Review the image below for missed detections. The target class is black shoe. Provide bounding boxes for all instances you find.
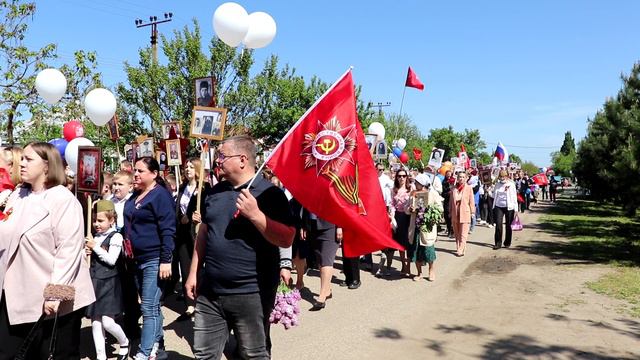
[347,281,361,290]
[504,243,511,248]
[310,301,325,311]
[339,280,348,287]
[116,344,129,360]
[493,245,501,250]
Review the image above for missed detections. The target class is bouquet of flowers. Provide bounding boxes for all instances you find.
[269,282,301,330]
[416,202,442,233]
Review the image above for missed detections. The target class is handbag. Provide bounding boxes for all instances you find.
[15,312,59,360]
[511,213,523,231]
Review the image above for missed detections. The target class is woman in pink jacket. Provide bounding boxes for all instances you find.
[0,142,95,359]
[449,171,476,256]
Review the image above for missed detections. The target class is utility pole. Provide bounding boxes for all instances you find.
[134,13,173,137]
[372,101,391,116]
[135,13,173,63]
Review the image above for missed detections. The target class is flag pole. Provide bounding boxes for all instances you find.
[395,86,407,141]
[246,67,354,188]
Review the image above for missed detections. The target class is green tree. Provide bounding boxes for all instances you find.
[0,0,56,144]
[574,62,640,215]
[521,160,540,175]
[560,131,575,155]
[426,126,485,162]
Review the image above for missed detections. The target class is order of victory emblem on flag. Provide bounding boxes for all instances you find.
[301,116,365,214]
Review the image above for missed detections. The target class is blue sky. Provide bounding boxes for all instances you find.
[25,0,640,166]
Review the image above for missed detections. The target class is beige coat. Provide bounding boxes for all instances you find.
[449,184,475,224]
[0,185,95,325]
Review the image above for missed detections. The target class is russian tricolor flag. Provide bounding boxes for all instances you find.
[495,142,509,164]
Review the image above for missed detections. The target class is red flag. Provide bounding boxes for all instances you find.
[405,66,425,90]
[0,168,14,192]
[267,70,400,257]
[532,173,549,186]
[412,147,422,161]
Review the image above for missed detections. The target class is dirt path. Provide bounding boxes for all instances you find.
[85,201,640,359]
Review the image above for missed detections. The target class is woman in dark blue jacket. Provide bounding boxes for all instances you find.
[124,157,175,360]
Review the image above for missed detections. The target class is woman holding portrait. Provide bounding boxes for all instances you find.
[124,157,176,360]
[0,142,95,359]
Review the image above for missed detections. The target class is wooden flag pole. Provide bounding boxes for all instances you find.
[194,141,208,234]
[86,194,93,264]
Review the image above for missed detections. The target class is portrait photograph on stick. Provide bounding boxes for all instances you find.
[107,115,119,141]
[191,106,227,140]
[77,146,102,193]
[162,121,182,139]
[166,139,182,166]
[194,76,215,107]
[428,148,444,169]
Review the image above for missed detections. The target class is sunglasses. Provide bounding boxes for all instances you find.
[397,174,407,178]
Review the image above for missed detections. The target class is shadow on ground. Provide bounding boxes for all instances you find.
[518,196,640,266]
[371,323,639,359]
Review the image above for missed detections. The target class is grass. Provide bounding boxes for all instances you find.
[537,194,640,317]
[587,268,640,317]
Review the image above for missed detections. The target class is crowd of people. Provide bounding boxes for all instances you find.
[0,137,559,360]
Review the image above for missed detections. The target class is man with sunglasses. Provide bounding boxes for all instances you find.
[186,135,296,359]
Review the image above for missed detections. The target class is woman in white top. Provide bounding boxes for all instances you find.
[492,170,518,249]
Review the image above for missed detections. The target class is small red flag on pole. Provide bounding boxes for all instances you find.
[405,66,425,90]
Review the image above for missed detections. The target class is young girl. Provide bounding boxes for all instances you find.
[408,174,443,281]
[85,200,130,360]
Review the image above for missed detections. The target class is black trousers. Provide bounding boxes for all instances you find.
[493,206,515,247]
[0,292,83,360]
[342,254,360,285]
[121,260,142,339]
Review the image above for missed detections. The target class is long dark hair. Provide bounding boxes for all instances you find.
[135,157,167,188]
[393,169,412,192]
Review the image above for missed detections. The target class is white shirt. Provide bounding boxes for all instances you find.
[378,173,393,208]
[90,228,123,266]
[111,193,132,230]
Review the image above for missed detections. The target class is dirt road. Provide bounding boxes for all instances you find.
[86,201,640,359]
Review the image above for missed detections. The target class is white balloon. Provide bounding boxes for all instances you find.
[242,12,276,49]
[84,88,117,126]
[35,68,67,104]
[213,2,250,47]
[368,122,386,141]
[65,137,95,173]
[397,138,407,150]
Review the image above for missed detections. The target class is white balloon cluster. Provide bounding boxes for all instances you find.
[213,2,277,49]
[35,69,117,127]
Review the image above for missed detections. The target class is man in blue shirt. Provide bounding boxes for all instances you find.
[185,135,295,359]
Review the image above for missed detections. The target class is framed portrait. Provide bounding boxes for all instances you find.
[428,148,444,169]
[166,139,182,166]
[156,150,168,171]
[451,157,459,166]
[124,144,133,162]
[191,107,227,140]
[480,169,493,185]
[77,146,102,193]
[375,140,387,160]
[194,77,216,107]
[365,134,377,156]
[470,158,477,169]
[107,115,119,141]
[138,137,154,158]
[458,152,468,165]
[412,191,430,209]
[161,121,182,139]
[131,143,139,164]
[491,166,501,179]
[508,162,518,173]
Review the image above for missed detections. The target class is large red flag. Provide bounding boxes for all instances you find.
[266,70,400,257]
[405,66,425,90]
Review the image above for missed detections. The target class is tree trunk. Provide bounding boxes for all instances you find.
[6,101,19,145]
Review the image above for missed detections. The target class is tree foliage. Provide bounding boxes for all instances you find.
[574,62,640,216]
[560,131,575,155]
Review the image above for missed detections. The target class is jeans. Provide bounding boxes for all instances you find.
[493,207,515,247]
[193,292,270,360]
[135,258,165,357]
